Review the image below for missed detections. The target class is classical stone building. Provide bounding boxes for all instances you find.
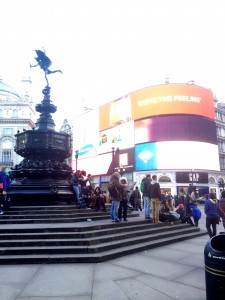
[0,78,36,168]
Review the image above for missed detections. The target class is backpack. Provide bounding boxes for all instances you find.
[140,178,146,193]
[70,174,79,186]
[108,183,120,198]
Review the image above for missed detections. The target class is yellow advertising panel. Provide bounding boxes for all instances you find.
[99,84,214,131]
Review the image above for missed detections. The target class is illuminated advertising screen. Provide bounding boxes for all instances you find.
[73,108,99,159]
[75,148,135,176]
[98,121,134,154]
[113,148,134,173]
[74,153,112,176]
[99,84,214,131]
[135,115,217,144]
[135,141,220,171]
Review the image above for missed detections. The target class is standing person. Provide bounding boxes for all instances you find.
[142,174,152,219]
[185,193,194,223]
[204,192,219,238]
[0,166,11,214]
[80,170,88,195]
[133,186,142,211]
[108,172,123,223]
[70,170,81,202]
[191,203,202,227]
[178,188,186,205]
[218,190,225,230]
[128,189,135,210]
[150,175,162,224]
[190,191,196,203]
[118,177,129,222]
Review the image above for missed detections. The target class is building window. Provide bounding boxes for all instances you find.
[3,128,13,135]
[159,175,171,182]
[12,109,18,117]
[1,149,12,166]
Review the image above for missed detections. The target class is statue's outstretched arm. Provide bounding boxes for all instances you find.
[30,63,39,69]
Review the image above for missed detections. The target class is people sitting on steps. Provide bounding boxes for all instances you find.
[91,187,106,212]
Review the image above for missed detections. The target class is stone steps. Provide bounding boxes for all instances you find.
[0,204,137,224]
[0,204,207,264]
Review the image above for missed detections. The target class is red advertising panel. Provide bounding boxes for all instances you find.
[99,84,214,131]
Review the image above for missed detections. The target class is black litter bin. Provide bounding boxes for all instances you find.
[204,233,225,300]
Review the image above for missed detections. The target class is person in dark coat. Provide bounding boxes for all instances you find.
[108,172,127,223]
[142,174,152,219]
[132,186,142,211]
[0,166,11,214]
[118,177,129,222]
[218,190,225,230]
[150,175,162,224]
[92,187,106,212]
[204,192,219,238]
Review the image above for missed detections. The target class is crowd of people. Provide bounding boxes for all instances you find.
[68,170,225,234]
[69,169,108,211]
[96,172,225,237]
[1,167,225,238]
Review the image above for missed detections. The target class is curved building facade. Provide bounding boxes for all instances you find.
[73,83,222,198]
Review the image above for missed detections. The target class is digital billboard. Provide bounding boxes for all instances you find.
[73,108,99,159]
[135,141,220,171]
[99,121,134,154]
[75,153,112,176]
[135,115,217,145]
[99,84,214,131]
[75,148,134,176]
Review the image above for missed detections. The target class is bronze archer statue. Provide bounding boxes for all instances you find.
[30,49,62,86]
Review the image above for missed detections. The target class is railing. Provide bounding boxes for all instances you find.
[0,161,14,167]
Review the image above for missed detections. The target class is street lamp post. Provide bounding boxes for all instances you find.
[111,147,119,174]
[75,150,79,172]
[112,147,115,174]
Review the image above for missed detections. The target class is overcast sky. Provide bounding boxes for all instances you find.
[1,0,225,129]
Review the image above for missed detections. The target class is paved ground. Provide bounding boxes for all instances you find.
[0,204,224,300]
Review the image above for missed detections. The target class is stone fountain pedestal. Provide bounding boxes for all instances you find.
[9,83,74,205]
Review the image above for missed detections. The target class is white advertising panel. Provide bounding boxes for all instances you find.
[98,121,134,154]
[73,108,99,159]
[135,141,220,171]
[74,153,112,176]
